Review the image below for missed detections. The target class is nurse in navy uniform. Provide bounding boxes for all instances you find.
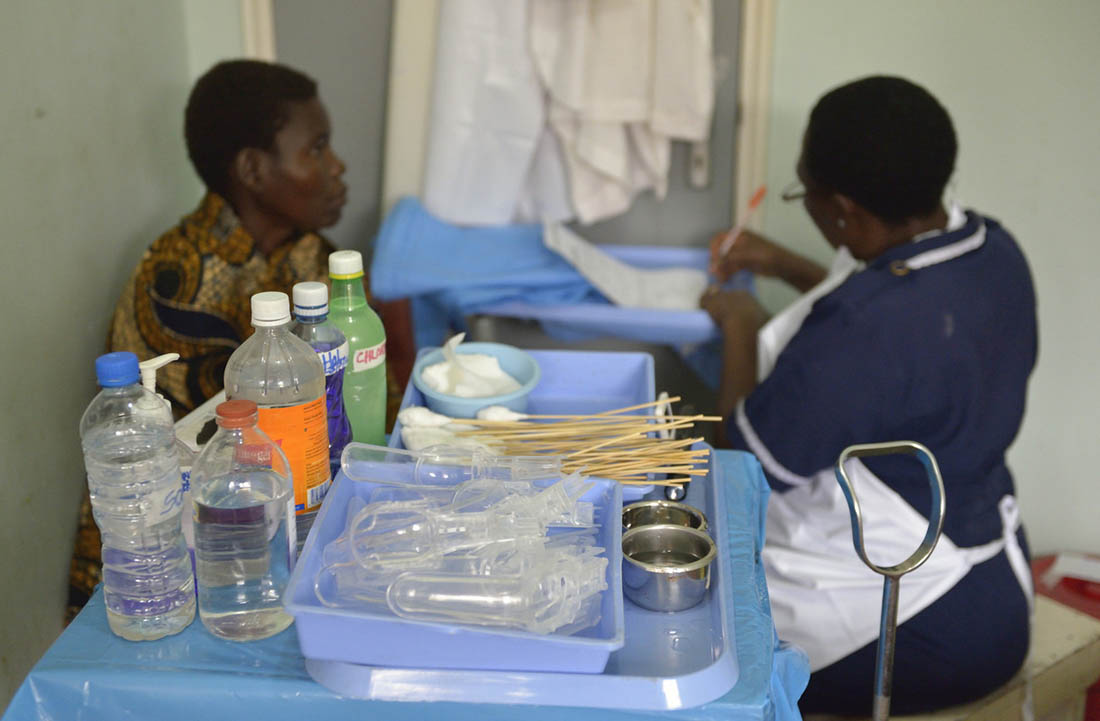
[702,75,1037,716]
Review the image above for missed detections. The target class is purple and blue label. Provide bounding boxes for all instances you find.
[317,341,352,475]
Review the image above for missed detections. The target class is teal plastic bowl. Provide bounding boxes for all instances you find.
[411,342,541,419]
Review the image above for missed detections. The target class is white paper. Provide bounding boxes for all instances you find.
[543,222,709,310]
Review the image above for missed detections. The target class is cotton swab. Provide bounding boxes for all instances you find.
[399,398,717,488]
[714,184,768,263]
[475,397,688,422]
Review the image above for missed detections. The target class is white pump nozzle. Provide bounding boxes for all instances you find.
[139,353,180,397]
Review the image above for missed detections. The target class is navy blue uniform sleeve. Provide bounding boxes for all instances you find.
[726,307,905,490]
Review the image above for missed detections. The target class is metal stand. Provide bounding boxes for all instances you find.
[834,441,946,721]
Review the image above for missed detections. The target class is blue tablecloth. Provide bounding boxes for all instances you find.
[3,451,808,721]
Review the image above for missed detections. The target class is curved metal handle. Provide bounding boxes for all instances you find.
[834,441,946,579]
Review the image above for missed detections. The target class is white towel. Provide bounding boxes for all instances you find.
[530,0,715,224]
[422,0,715,227]
[422,0,573,226]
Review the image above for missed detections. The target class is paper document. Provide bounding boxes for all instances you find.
[543,222,708,310]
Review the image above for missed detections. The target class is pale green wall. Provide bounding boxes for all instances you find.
[0,0,240,710]
[760,0,1100,554]
[183,0,245,83]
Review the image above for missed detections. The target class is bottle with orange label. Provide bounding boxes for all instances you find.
[224,291,329,554]
[328,250,387,446]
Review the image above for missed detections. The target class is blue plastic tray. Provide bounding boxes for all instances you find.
[391,349,657,501]
[301,446,737,710]
[285,470,624,674]
[474,246,754,346]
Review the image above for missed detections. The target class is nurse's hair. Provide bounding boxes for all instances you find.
[805,76,957,224]
[184,59,318,196]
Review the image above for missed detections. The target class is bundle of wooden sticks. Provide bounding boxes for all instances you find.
[452,396,718,487]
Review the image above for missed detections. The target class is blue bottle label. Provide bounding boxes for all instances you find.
[317,340,352,473]
[318,341,349,376]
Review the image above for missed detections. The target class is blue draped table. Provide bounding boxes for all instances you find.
[3,450,808,721]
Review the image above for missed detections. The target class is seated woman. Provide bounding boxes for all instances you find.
[703,76,1036,714]
[69,59,410,620]
[108,59,407,415]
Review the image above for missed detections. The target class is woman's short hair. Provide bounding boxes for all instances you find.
[184,59,318,196]
[805,76,957,224]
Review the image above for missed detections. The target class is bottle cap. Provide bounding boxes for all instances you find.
[251,291,291,327]
[292,281,329,317]
[95,352,140,387]
[329,249,364,278]
[215,399,259,429]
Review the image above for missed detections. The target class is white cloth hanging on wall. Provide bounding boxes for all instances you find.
[421,0,573,226]
[422,0,715,227]
[530,0,715,224]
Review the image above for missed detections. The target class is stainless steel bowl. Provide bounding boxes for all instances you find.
[621,500,708,532]
[621,524,716,612]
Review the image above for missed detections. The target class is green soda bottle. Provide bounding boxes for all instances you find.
[327,250,387,446]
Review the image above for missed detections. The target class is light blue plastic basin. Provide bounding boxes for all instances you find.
[410,342,540,418]
[285,469,624,674]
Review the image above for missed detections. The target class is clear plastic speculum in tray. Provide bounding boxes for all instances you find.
[294,445,738,711]
[284,446,626,676]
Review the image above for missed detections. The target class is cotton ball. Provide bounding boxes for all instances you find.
[421,352,522,398]
[397,405,452,428]
[419,362,454,394]
[458,355,522,394]
[476,405,528,421]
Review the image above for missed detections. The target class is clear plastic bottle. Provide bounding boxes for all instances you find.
[224,292,329,551]
[328,250,387,446]
[79,352,195,640]
[291,281,352,478]
[191,399,295,641]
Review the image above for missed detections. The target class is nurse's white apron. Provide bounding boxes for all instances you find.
[761,457,1033,671]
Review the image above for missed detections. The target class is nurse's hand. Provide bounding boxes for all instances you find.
[699,287,768,335]
[708,229,786,282]
[700,288,766,425]
[708,229,828,293]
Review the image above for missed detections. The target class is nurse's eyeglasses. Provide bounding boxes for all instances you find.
[780,180,806,202]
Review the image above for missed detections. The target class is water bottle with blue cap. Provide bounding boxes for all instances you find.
[79,351,196,640]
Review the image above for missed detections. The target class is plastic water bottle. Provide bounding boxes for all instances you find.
[191,399,295,641]
[291,281,352,478]
[79,352,195,640]
[328,250,387,446]
[224,292,329,551]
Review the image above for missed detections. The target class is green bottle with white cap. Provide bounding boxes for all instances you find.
[328,250,386,446]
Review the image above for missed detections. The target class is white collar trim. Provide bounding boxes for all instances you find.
[912,200,967,242]
[903,214,986,271]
